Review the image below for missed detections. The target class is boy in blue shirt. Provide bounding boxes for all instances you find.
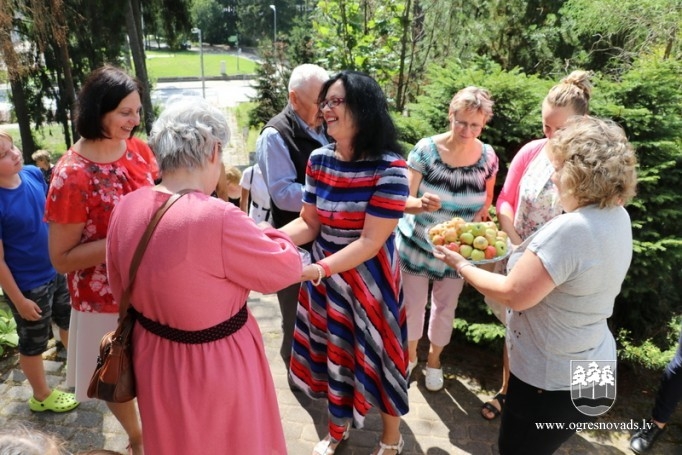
[0,130,78,412]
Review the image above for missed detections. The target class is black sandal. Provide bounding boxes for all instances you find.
[480,393,506,420]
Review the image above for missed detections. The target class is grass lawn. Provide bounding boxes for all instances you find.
[3,123,72,157]
[146,49,257,79]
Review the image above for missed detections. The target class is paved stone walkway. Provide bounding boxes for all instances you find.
[3,290,675,454]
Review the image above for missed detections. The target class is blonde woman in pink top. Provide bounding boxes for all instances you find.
[481,70,593,420]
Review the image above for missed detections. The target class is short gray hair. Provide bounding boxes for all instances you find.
[0,425,65,455]
[449,86,494,122]
[288,64,329,92]
[149,98,230,173]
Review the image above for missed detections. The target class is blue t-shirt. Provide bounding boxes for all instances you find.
[0,165,56,291]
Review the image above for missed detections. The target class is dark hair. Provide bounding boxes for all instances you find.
[319,70,402,161]
[75,65,143,140]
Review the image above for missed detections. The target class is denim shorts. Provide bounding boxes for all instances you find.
[3,274,71,356]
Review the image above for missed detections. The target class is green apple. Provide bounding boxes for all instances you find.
[459,232,474,245]
[473,236,489,250]
[470,249,486,261]
[484,228,498,245]
[470,222,486,237]
[459,244,473,258]
[494,240,508,257]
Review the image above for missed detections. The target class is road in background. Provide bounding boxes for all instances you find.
[152,79,256,109]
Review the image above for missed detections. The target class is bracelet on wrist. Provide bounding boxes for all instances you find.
[317,261,331,278]
[311,264,324,286]
[456,262,473,275]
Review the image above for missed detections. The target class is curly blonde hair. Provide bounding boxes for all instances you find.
[545,70,593,115]
[548,116,637,209]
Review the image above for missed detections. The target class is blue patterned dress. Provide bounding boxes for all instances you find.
[289,144,410,439]
[396,137,498,279]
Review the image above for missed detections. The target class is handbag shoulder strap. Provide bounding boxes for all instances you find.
[118,189,195,320]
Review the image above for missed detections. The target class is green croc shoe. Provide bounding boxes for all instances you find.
[29,389,79,412]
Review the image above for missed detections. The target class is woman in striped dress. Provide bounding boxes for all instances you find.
[396,87,498,392]
[281,71,410,455]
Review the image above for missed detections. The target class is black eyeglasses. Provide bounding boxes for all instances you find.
[319,97,346,110]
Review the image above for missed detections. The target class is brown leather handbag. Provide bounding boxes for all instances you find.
[87,190,192,402]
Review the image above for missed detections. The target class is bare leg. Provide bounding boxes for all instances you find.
[107,400,143,455]
[408,340,418,363]
[500,343,509,394]
[59,328,69,350]
[372,413,402,455]
[426,343,444,368]
[20,354,51,401]
[481,344,509,419]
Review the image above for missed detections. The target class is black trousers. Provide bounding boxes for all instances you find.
[499,373,596,455]
[652,327,682,423]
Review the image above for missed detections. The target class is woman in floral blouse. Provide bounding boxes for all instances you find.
[45,65,158,455]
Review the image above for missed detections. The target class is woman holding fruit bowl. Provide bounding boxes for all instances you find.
[434,115,637,454]
[395,86,498,392]
[480,70,593,422]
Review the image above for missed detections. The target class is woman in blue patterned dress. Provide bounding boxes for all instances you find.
[281,71,410,455]
[396,87,498,392]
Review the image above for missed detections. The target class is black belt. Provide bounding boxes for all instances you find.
[251,201,270,212]
[129,304,248,344]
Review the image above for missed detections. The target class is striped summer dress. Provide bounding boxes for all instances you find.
[289,144,410,438]
[396,137,499,280]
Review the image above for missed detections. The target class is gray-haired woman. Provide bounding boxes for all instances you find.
[106,99,301,454]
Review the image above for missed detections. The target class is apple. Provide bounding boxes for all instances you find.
[494,240,508,257]
[446,242,460,253]
[470,222,486,237]
[484,221,497,230]
[470,249,486,262]
[484,245,497,259]
[432,234,445,246]
[496,230,509,242]
[459,244,473,258]
[459,232,474,245]
[484,228,498,245]
[444,228,458,243]
[473,236,489,250]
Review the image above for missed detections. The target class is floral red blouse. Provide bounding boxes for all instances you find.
[44,137,157,313]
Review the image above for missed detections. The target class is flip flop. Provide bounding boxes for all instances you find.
[480,392,505,420]
[28,389,79,413]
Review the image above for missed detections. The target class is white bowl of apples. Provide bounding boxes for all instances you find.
[427,217,511,265]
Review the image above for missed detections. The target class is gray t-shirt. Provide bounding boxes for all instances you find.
[506,205,632,391]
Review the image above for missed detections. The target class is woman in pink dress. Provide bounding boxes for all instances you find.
[480,70,593,420]
[46,66,158,454]
[106,99,301,455]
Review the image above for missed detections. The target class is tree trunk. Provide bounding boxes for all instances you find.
[9,79,37,160]
[126,0,155,134]
[0,3,36,159]
[50,0,78,144]
[395,0,412,112]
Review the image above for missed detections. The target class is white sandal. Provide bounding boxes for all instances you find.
[372,435,404,455]
[312,422,351,455]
